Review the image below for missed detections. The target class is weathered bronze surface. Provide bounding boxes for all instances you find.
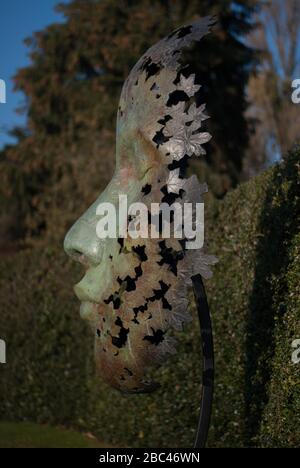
[64,16,217,393]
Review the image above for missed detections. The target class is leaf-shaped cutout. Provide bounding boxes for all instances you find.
[167,169,185,194]
[179,73,201,97]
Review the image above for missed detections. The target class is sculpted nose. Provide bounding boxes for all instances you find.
[64,201,103,266]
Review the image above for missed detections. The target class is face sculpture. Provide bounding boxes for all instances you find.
[64,16,217,393]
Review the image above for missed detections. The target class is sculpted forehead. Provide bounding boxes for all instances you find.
[116,16,214,169]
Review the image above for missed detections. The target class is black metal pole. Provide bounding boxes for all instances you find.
[192,274,214,449]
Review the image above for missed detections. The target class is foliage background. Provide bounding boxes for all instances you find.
[0,0,299,448]
[0,150,299,447]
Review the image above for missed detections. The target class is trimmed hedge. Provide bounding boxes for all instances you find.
[0,150,299,447]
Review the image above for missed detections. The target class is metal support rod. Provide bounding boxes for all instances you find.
[192,274,214,449]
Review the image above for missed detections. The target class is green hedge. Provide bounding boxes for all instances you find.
[0,149,299,447]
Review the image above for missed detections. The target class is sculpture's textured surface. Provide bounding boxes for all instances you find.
[64,16,217,393]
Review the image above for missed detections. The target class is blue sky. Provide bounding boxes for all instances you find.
[0,0,68,149]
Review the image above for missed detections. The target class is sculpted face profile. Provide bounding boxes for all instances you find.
[64,16,217,393]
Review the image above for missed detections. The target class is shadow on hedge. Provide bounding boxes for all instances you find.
[244,150,299,445]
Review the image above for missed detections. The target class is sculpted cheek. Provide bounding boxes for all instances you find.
[118,166,137,186]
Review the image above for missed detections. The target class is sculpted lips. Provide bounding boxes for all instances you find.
[74,275,104,323]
